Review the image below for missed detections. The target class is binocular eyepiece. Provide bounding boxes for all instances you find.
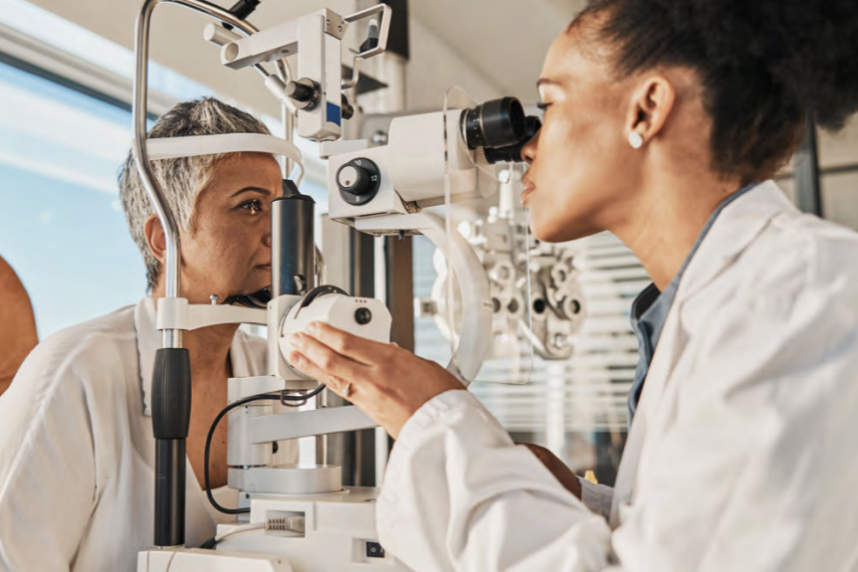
[460,97,541,164]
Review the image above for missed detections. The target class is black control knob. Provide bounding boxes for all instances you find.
[336,158,381,206]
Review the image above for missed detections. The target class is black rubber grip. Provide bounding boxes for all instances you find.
[151,348,191,440]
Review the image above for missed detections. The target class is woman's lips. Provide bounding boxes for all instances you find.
[521,182,536,205]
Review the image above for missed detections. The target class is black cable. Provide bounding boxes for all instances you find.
[204,385,328,515]
[279,384,325,402]
[205,393,282,515]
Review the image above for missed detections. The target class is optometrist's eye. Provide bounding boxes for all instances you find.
[239,199,264,214]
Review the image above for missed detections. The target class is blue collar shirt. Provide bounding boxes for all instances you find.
[627,183,758,424]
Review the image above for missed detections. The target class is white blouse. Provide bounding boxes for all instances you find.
[0,297,296,571]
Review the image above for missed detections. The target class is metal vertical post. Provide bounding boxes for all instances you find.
[794,117,823,216]
[340,227,377,486]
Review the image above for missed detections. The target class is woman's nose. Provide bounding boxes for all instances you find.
[263,232,272,248]
[521,129,540,164]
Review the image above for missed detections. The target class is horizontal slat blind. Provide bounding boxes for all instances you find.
[413,232,648,433]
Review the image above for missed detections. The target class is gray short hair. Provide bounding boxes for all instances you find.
[118,97,272,291]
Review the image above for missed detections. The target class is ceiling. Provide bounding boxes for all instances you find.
[410,0,587,100]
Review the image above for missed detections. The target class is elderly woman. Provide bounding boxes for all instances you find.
[0,98,295,571]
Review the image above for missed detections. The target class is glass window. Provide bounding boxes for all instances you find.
[0,60,145,337]
[412,230,639,484]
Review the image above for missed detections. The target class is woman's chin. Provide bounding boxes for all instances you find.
[529,213,598,244]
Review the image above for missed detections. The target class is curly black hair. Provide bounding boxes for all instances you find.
[576,0,858,184]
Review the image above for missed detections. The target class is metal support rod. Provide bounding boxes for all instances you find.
[794,117,823,217]
[385,235,415,352]
[131,0,269,549]
[271,195,316,296]
[153,440,186,547]
[132,0,265,348]
[342,228,377,486]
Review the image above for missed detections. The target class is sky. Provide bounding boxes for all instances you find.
[0,62,147,337]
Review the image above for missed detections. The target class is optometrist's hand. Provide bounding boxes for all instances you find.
[285,322,465,439]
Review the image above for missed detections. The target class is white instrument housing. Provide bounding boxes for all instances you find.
[327,110,498,221]
[279,292,392,379]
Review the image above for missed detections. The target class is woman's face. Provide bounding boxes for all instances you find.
[522,26,641,243]
[179,153,282,304]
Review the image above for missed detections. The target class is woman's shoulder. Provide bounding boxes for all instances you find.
[14,305,140,396]
[755,206,858,289]
[718,206,858,329]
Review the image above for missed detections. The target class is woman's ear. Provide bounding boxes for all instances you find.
[144,214,166,264]
[625,74,677,145]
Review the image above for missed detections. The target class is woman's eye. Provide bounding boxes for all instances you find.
[239,199,263,214]
[537,102,552,112]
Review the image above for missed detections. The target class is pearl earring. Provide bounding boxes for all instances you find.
[628,131,644,150]
[629,131,643,149]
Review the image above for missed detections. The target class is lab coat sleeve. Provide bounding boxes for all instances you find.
[377,390,614,572]
[579,478,613,521]
[376,256,855,572]
[0,337,100,571]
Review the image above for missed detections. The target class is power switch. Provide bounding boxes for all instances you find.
[366,541,386,559]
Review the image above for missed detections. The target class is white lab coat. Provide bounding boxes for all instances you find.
[0,297,295,572]
[376,181,858,572]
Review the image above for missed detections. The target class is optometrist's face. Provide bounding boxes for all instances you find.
[521,27,641,243]
[179,153,282,304]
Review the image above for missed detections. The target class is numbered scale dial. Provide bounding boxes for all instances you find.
[336,158,382,205]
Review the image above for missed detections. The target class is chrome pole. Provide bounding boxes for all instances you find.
[132,0,264,349]
[131,0,267,548]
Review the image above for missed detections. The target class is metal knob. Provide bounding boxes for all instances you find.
[337,165,371,195]
[336,158,381,205]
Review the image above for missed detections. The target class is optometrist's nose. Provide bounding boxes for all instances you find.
[522,129,540,164]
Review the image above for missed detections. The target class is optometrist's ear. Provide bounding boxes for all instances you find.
[625,75,677,146]
[143,214,167,265]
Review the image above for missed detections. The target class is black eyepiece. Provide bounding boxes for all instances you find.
[484,115,542,164]
[462,97,526,150]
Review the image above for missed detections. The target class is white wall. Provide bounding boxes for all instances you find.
[405,18,502,111]
[783,115,858,229]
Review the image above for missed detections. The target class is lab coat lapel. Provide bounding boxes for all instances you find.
[610,305,685,526]
[609,181,796,527]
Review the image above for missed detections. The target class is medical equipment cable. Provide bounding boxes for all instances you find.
[200,522,266,549]
[204,386,327,515]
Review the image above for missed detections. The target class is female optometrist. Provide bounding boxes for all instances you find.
[286,0,858,570]
[0,98,298,572]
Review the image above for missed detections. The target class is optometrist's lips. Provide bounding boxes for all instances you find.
[521,175,537,205]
